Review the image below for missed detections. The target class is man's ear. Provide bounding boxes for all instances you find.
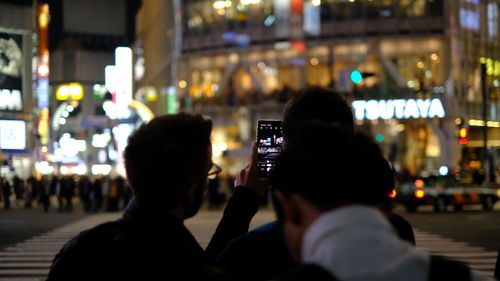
[274,190,303,226]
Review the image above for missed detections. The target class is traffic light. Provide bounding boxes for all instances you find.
[350,70,363,84]
[459,128,468,144]
[350,70,375,84]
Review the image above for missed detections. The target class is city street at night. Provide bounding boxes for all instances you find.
[1,0,500,280]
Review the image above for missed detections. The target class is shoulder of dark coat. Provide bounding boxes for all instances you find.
[276,264,339,281]
[59,219,128,254]
[429,255,471,281]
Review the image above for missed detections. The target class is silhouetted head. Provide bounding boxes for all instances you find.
[272,86,355,220]
[271,123,394,261]
[282,86,354,146]
[124,113,212,218]
[273,124,393,209]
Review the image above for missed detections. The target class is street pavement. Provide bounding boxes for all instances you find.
[403,205,500,253]
[0,209,88,252]
[0,208,498,280]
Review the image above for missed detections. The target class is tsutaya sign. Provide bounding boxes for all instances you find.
[0,89,23,111]
[352,98,445,120]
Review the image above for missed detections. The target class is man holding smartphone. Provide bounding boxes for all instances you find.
[220,86,416,281]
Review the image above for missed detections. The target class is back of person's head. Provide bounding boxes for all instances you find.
[271,123,394,211]
[282,86,354,145]
[124,113,212,209]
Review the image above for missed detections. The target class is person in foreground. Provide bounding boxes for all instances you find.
[218,87,414,281]
[46,113,267,281]
[270,124,490,281]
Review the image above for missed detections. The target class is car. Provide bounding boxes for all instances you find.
[394,175,499,213]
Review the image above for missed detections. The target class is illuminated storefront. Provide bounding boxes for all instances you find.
[137,0,500,176]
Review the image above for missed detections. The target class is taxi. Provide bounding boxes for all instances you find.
[394,175,499,213]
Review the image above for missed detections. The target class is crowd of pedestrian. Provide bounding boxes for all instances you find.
[0,175,132,213]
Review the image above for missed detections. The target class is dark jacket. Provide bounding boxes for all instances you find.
[46,186,261,281]
[218,212,415,281]
[218,222,294,281]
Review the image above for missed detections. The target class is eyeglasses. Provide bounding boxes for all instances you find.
[208,163,222,176]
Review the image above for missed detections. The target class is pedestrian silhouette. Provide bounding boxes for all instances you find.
[270,124,486,281]
[219,87,415,281]
[46,113,269,281]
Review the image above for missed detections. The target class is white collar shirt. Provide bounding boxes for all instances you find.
[302,205,489,281]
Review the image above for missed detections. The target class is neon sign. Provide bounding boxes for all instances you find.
[352,99,445,120]
[56,83,84,100]
[0,89,23,111]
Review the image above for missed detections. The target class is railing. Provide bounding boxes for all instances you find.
[183,16,445,53]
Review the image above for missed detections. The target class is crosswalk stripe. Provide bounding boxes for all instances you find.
[0,269,49,275]
[0,258,53,262]
[436,252,499,258]
[455,258,497,263]
[0,213,497,280]
[414,229,497,278]
[417,246,486,252]
[0,213,121,280]
[0,277,44,281]
[0,252,56,257]
[0,263,51,268]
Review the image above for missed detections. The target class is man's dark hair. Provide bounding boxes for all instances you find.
[282,86,354,144]
[271,123,394,210]
[124,113,212,208]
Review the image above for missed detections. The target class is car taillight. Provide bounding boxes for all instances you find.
[415,189,425,199]
[389,189,397,198]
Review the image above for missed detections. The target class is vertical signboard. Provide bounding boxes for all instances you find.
[274,0,291,37]
[0,31,23,112]
[114,47,133,109]
[304,2,320,36]
[37,78,49,108]
[37,3,51,152]
[105,47,132,119]
[488,3,498,39]
[290,0,304,39]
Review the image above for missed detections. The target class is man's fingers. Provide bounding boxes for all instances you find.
[249,142,258,173]
[234,168,245,186]
[241,167,247,178]
[250,141,257,164]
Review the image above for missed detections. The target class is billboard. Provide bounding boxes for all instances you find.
[0,31,23,112]
[0,119,26,151]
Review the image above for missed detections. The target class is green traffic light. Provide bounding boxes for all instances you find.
[351,70,363,84]
[375,134,384,143]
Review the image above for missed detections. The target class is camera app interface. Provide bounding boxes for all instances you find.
[257,121,283,177]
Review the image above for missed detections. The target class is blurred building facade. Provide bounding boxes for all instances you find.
[45,0,144,177]
[137,0,500,177]
[0,0,37,179]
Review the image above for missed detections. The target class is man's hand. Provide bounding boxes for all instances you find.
[234,142,270,196]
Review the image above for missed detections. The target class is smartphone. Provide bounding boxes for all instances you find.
[257,120,284,178]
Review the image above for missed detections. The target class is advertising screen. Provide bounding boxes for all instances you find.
[0,120,26,150]
[0,31,23,112]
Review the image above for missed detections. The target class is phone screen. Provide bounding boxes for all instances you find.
[257,120,284,178]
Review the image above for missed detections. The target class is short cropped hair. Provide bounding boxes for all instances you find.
[271,123,394,210]
[282,86,354,144]
[124,113,212,208]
